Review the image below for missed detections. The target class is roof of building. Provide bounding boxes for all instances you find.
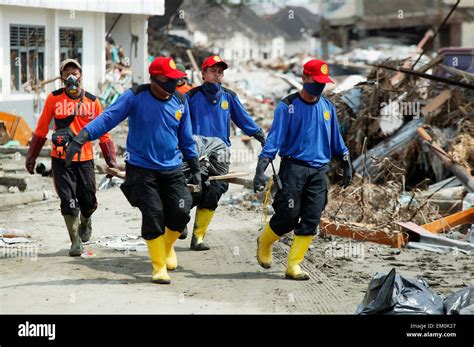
[176,0,283,40]
[269,6,320,40]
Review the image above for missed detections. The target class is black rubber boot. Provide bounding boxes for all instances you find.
[64,215,83,257]
[79,214,92,242]
[190,234,210,251]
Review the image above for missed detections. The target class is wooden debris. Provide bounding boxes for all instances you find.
[319,218,407,248]
[421,207,474,234]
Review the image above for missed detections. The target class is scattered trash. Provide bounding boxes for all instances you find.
[397,220,474,253]
[94,235,148,252]
[356,268,444,315]
[0,227,29,238]
[80,250,96,258]
[98,176,124,191]
[0,236,33,244]
[35,160,51,177]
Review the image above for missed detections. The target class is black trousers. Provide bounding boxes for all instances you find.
[269,158,329,237]
[120,163,192,240]
[192,179,229,211]
[51,157,97,217]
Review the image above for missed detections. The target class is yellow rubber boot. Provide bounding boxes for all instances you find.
[190,208,215,251]
[257,223,280,269]
[145,236,170,284]
[285,235,313,281]
[164,227,181,271]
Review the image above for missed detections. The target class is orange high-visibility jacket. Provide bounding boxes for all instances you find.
[34,88,112,162]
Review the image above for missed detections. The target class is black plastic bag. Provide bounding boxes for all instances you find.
[444,285,474,315]
[182,135,230,177]
[356,268,444,315]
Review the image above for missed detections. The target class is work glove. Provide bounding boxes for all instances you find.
[186,157,202,186]
[65,129,90,166]
[339,153,352,188]
[253,156,271,192]
[25,134,47,174]
[252,129,266,147]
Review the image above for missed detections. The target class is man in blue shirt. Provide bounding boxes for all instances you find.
[253,59,352,281]
[65,57,201,285]
[185,55,266,251]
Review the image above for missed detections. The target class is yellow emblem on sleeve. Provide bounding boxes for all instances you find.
[324,110,330,121]
[221,100,229,110]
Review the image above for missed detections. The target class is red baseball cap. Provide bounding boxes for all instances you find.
[303,59,334,83]
[201,55,228,71]
[149,57,186,79]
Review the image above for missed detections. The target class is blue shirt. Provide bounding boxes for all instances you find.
[85,85,198,171]
[185,86,260,146]
[260,93,348,168]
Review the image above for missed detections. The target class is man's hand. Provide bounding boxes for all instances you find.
[253,157,271,192]
[339,153,352,188]
[186,157,202,186]
[253,129,266,147]
[65,129,90,166]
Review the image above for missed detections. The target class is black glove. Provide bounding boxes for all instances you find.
[186,157,202,186]
[65,129,90,166]
[339,153,352,188]
[253,157,271,192]
[253,129,266,147]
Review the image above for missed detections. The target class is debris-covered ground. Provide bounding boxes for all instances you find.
[1,2,473,314]
[1,138,473,314]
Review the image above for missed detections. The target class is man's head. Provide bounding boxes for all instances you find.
[60,59,82,97]
[201,55,228,84]
[148,57,186,97]
[301,59,334,97]
[176,63,187,86]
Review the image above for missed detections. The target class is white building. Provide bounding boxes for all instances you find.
[0,0,164,128]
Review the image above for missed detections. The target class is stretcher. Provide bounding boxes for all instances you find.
[105,167,249,192]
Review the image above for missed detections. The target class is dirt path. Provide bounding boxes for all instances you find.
[0,184,353,314]
[1,183,472,314]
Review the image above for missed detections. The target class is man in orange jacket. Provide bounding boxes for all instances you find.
[175,63,193,94]
[25,59,118,256]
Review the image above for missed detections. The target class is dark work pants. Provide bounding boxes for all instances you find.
[51,157,97,218]
[193,180,229,211]
[120,163,192,240]
[269,158,329,237]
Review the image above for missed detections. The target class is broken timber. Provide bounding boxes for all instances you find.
[371,63,474,90]
[421,207,474,233]
[417,126,474,192]
[319,218,407,248]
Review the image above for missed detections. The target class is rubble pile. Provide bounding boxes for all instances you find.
[331,57,473,190]
[324,177,441,229]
